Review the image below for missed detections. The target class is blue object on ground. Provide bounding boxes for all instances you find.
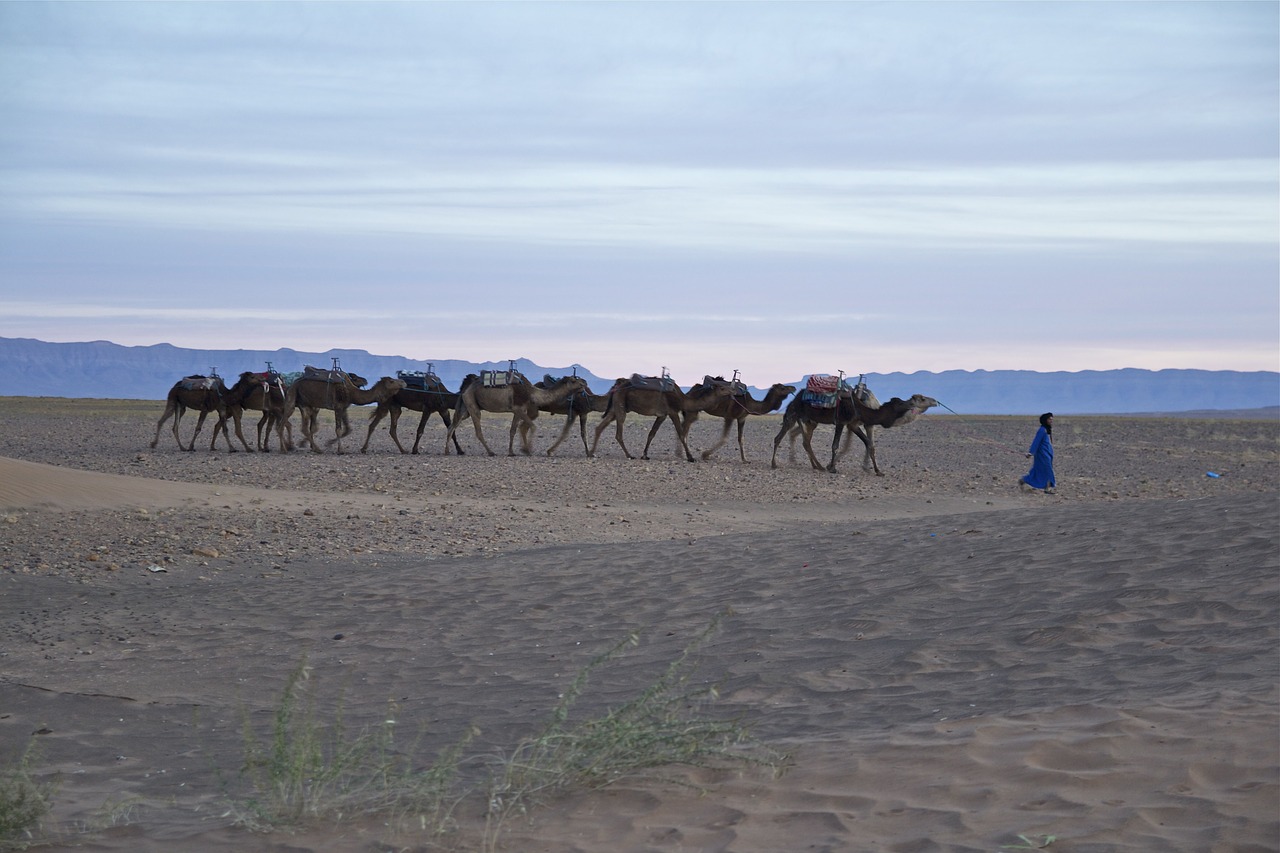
[1206,471,1221,478]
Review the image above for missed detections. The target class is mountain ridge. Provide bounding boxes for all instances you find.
[1,337,1276,416]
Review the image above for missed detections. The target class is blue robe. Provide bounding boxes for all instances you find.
[1021,426,1055,489]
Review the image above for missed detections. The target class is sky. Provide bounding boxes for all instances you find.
[1,2,1277,386]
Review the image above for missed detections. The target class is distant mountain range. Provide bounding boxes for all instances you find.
[1,337,1277,416]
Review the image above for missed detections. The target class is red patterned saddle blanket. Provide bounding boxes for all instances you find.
[806,374,840,394]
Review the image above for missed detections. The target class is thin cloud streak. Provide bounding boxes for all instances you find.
[9,160,1274,253]
[0,301,875,327]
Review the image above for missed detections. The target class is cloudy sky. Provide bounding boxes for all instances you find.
[2,2,1276,385]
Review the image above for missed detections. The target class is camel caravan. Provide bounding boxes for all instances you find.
[151,361,937,475]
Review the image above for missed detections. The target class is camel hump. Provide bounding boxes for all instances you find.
[704,375,746,394]
[302,365,343,382]
[479,369,523,388]
[628,374,674,392]
[396,369,441,391]
[179,375,220,391]
[805,374,843,394]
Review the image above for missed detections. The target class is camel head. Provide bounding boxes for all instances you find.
[768,383,798,403]
[375,376,408,393]
[883,394,938,427]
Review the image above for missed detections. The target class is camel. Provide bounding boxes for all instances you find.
[532,377,611,457]
[445,372,589,456]
[785,382,882,470]
[223,371,293,452]
[360,372,464,455]
[284,368,406,454]
[772,388,938,474]
[683,381,797,462]
[150,375,238,452]
[588,375,737,462]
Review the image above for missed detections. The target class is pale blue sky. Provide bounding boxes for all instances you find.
[2,2,1276,384]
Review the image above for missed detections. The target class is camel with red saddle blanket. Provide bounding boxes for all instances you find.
[772,375,938,474]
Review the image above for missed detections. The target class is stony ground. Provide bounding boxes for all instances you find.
[2,397,1275,579]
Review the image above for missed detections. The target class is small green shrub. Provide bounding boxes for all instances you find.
[0,740,59,850]
[485,610,787,836]
[231,658,471,835]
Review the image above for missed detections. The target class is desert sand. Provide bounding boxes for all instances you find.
[1,397,1277,852]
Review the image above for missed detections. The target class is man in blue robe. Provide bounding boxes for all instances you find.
[1020,412,1056,493]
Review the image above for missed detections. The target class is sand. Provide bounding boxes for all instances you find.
[0,398,1276,852]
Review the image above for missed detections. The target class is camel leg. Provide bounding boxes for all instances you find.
[259,412,271,452]
[362,404,395,453]
[444,399,475,455]
[641,416,667,460]
[279,415,294,452]
[302,408,324,453]
[387,407,411,454]
[578,414,591,455]
[787,424,805,464]
[263,410,293,452]
[736,418,748,462]
[522,414,535,455]
[832,425,877,473]
[508,413,534,456]
[672,415,698,463]
[827,424,843,473]
[228,410,253,452]
[443,405,462,454]
[256,412,270,451]
[413,409,447,455]
[860,426,879,474]
[589,409,624,458]
[468,410,497,456]
[699,417,733,461]
[329,407,352,454]
[612,412,637,458]
[422,407,464,455]
[545,413,577,457]
[188,410,210,452]
[172,404,191,451]
[210,412,240,453]
[412,411,428,455]
[361,406,385,453]
[770,416,792,469]
[800,422,824,470]
[444,409,465,455]
[856,426,882,475]
[152,399,179,449]
[835,428,854,461]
